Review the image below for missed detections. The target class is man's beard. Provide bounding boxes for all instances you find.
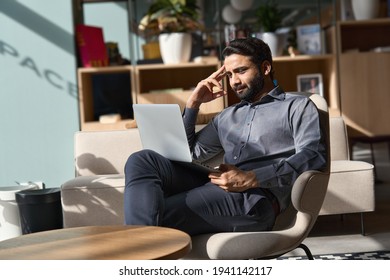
[234,72,264,102]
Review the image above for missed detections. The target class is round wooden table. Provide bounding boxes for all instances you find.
[0,225,191,260]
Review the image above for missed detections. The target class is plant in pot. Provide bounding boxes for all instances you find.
[138,0,203,64]
[255,0,285,56]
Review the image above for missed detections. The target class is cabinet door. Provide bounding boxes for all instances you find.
[340,52,390,136]
[337,19,390,136]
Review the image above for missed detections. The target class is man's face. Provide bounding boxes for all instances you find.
[224,54,264,102]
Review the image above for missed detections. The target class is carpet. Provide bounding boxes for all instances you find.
[278,251,390,260]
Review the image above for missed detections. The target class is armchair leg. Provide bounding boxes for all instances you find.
[297,244,314,260]
[360,213,366,236]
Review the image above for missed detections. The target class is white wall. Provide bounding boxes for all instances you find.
[0,0,79,187]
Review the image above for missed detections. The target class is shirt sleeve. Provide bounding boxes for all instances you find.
[253,98,328,189]
[183,107,223,162]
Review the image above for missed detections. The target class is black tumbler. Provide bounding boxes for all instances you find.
[16,188,63,234]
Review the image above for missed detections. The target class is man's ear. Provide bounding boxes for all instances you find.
[262,60,272,76]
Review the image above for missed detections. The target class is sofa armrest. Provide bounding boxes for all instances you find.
[61,175,125,227]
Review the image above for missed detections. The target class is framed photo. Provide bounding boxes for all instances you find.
[297,73,323,96]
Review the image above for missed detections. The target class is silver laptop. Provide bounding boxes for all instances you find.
[133,104,219,173]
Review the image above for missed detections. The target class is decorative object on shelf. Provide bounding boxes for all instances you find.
[351,0,380,20]
[99,114,121,124]
[106,42,129,66]
[138,0,203,64]
[158,32,192,64]
[75,24,108,67]
[296,24,323,55]
[297,73,323,97]
[255,0,286,56]
[141,41,161,60]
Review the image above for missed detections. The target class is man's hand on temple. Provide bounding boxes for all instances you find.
[186,65,227,109]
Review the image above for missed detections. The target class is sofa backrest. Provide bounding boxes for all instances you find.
[74,129,142,176]
[74,125,207,176]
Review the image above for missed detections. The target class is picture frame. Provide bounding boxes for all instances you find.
[297,73,323,97]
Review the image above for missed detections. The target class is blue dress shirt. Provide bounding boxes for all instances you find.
[183,86,327,212]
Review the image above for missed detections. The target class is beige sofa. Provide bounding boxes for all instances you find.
[61,117,375,233]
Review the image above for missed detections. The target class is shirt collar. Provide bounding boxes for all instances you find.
[234,86,286,108]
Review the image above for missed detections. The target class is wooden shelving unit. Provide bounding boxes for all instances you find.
[78,62,225,131]
[273,54,339,115]
[337,18,390,137]
[78,54,342,131]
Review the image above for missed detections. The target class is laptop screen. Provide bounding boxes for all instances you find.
[133,104,193,162]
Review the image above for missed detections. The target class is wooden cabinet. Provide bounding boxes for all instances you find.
[78,62,225,131]
[78,57,340,131]
[337,19,390,136]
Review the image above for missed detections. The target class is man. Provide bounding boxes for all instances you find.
[124,37,327,235]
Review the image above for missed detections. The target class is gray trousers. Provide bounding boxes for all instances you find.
[124,149,275,236]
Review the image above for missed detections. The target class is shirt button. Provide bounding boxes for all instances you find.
[234,156,237,160]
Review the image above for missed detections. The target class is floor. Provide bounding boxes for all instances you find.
[284,141,390,257]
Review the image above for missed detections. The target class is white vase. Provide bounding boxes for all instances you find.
[257,32,286,57]
[351,0,380,20]
[158,33,192,64]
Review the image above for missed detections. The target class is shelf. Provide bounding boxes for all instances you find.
[77,63,226,131]
[337,18,390,53]
[135,62,220,94]
[81,119,136,131]
[273,54,334,62]
[78,66,135,131]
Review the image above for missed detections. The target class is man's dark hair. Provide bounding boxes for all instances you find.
[222,37,274,80]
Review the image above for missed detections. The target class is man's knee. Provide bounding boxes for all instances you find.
[124,149,162,175]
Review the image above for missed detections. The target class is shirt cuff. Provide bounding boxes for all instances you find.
[183,107,199,127]
[253,165,280,189]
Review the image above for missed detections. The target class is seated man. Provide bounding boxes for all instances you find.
[124,37,327,236]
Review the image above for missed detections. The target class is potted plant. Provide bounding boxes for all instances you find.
[139,0,203,64]
[255,0,285,56]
